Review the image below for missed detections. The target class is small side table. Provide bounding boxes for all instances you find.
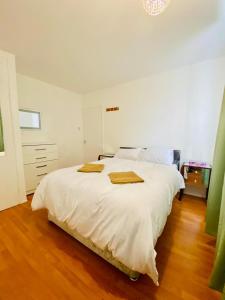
[179,162,212,200]
[98,154,114,160]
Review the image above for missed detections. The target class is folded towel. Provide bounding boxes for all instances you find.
[78,163,104,173]
[108,171,144,184]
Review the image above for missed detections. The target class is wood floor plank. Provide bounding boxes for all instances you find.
[0,194,221,300]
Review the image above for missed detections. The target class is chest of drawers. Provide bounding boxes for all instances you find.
[22,143,58,194]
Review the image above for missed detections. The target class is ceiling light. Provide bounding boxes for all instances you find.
[143,0,170,16]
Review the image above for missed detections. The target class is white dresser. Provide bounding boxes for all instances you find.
[22,143,58,195]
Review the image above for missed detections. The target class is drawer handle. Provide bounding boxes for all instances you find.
[36,157,47,160]
[36,165,47,168]
[37,173,48,177]
[35,148,46,151]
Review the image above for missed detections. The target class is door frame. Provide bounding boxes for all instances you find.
[0,51,26,208]
[83,106,103,162]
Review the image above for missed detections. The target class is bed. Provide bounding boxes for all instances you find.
[32,149,184,285]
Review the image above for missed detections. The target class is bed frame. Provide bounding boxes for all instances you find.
[48,213,140,281]
[48,147,182,281]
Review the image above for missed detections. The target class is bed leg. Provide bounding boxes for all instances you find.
[179,189,184,201]
[129,275,140,282]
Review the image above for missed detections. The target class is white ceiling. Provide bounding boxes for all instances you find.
[0,0,225,93]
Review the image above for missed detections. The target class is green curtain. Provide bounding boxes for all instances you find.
[209,182,225,299]
[206,89,225,299]
[0,110,4,152]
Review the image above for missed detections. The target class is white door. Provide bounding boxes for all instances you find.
[0,51,26,211]
[83,107,103,162]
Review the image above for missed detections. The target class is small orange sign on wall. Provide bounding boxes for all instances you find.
[106,107,119,112]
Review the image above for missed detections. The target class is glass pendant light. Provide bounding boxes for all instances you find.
[143,0,170,16]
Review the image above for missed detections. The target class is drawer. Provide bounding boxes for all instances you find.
[24,168,39,193]
[24,160,58,193]
[34,160,58,176]
[22,144,57,157]
[23,151,58,165]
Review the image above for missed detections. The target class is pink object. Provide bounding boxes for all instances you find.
[184,161,211,169]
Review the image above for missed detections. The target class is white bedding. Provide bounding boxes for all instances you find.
[32,158,184,284]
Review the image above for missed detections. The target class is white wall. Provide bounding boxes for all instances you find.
[83,57,225,164]
[17,74,84,168]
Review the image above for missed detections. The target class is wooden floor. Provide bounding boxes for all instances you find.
[0,194,221,300]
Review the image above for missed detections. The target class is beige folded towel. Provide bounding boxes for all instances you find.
[108,171,144,184]
[78,163,104,173]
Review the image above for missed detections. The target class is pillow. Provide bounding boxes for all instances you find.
[140,147,174,165]
[114,148,142,161]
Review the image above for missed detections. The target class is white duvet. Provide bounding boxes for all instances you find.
[32,158,184,284]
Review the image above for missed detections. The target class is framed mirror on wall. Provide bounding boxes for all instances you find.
[0,107,4,153]
[19,109,41,129]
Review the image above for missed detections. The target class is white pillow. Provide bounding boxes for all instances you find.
[114,148,142,161]
[141,147,174,165]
